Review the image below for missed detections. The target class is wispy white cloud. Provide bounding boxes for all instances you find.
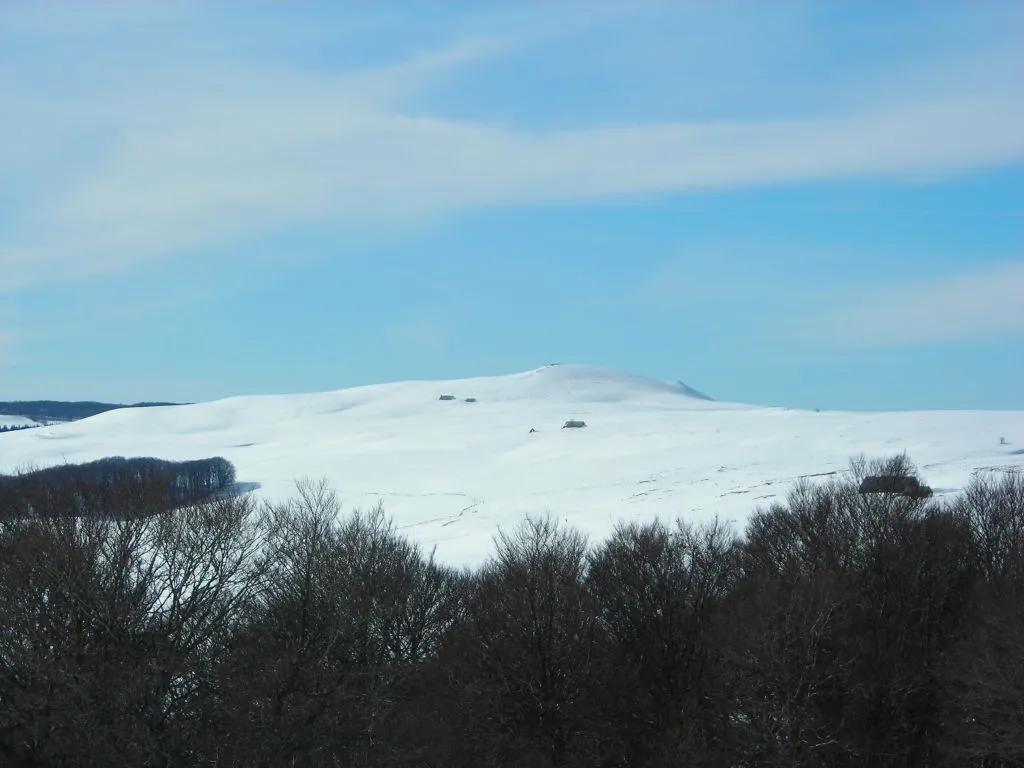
[821,261,1024,346]
[2,7,1022,292]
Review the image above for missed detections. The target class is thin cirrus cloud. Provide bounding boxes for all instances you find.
[822,261,1024,346]
[1,22,1022,293]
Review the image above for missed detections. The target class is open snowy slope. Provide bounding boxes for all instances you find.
[2,364,1022,566]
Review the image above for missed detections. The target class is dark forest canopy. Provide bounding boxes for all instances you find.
[0,456,236,521]
[0,400,183,424]
[0,454,1021,767]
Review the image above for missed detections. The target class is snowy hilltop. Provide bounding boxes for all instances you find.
[1,364,1021,566]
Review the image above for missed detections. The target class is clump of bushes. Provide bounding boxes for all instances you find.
[859,473,933,498]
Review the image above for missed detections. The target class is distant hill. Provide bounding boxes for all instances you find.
[0,400,182,424]
[1,363,1021,568]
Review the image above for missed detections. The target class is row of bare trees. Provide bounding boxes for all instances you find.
[0,456,1021,767]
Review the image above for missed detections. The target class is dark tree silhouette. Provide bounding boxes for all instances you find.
[447,516,595,767]
[0,456,238,521]
[586,518,739,766]
[943,470,1024,766]
[0,456,1018,766]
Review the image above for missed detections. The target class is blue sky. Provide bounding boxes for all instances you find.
[1,1,1022,410]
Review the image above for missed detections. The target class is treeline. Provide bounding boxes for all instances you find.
[0,456,236,521]
[0,424,36,434]
[0,400,181,424]
[0,455,1021,767]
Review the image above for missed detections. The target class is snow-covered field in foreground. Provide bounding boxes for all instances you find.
[1,364,1022,567]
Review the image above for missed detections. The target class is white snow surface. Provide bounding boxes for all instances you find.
[1,364,1021,567]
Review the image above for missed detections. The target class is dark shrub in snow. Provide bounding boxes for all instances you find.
[859,474,933,498]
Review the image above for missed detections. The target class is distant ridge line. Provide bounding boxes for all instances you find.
[676,381,713,401]
[0,400,185,424]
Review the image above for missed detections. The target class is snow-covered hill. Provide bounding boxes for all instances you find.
[1,364,1022,566]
